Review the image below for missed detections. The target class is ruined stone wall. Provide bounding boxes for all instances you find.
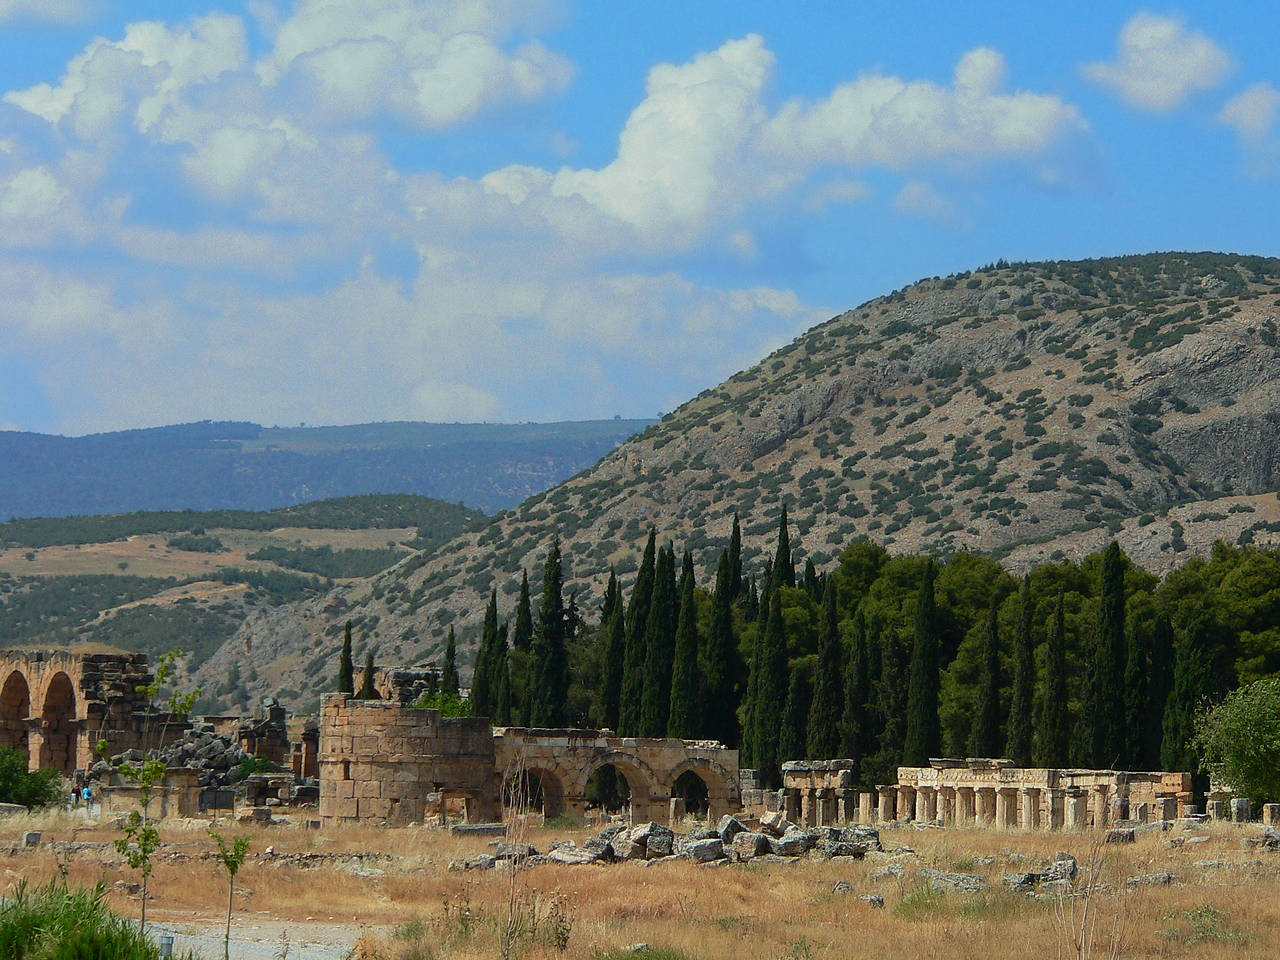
[318,694,498,826]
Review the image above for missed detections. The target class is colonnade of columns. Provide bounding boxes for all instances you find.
[865,782,1136,830]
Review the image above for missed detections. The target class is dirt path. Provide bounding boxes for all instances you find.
[152,917,372,960]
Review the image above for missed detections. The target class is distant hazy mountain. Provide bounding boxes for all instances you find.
[0,419,654,518]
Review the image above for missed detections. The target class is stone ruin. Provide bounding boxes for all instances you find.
[740,758,1195,831]
[318,692,740,827]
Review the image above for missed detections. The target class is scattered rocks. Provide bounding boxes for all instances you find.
[832,880,853,895]
[687,837,726,863]
[1043,854,1078,883]
[1260,827,1280,851]
[1003,872,1040,893]
[869,862,904,882]
[1104,828,1136,845]
[858,894,885,908]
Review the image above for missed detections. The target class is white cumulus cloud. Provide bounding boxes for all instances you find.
[1083,12,1231,112]
[1219,82,1280,140]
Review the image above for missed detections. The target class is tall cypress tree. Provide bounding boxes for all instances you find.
[802,559,821,601]
[513,571,533,651]
[840,609,870,766]
[875,616,907,779]
[1161,608,1222,774]
[743,577,759,622]
[728,512,743,601]
[1034,592,1071,767]
[492,623,512,725]
[527,539,569,727]
[441,627,460,697]
[600,601,626,731]
[741,622,762,767]
[640,544,678,737]
[619,531,657,735]
[903,560,941,765]
[338,621,354,695]
[808,578,844,759]
[773,504,795,590]
[1122,617,1149,770]
[1006,574,1035,766]
[357,648,378,699]
[471,589,498,717]
[600,568,620,625]
[1091,542,1127,768]
[667,553,699,738]
[1145,614,1175,768]
[778,660,813,765]
[969,593,1002,757]
[752,592,789,787]
[704,550,739,747]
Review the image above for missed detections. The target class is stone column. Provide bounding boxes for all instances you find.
[1047,788,1065,829]
[1206,799,1225,821]
[668,797,686,825]
[800,787,815,827]
[975,787,996,825]
[1093,787,1110,827]
[818,788,837,827]
[1019,789,1040,830]
[938,787,956,825]
[1065,790,1088,828]
[1231,797,1252,823]
[957,787,976,825]
[995,788,1017,829]
[915,786,936,824]
[897,786,916,822]
[784,789,801,824]
[860,791,876,824]
[1156,797,1177,822]
[1263,803,1280,827]
[877,787,896,822]
[24,729,44,774]
[1110,797,1128,823]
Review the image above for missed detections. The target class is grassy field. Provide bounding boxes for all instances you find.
[0,811,1276,960]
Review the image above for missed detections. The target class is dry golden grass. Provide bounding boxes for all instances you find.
[0,812,1276,960]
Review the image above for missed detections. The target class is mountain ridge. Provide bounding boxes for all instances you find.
[176,252,1280,706]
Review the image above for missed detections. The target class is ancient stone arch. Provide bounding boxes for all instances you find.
[0,649,170,775]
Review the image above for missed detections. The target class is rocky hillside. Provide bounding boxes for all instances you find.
[207,253,1280,708]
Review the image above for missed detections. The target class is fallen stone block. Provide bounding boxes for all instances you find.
[1104,828,1135,845]
[920,869,986,893]
[732,831,769,860]
[716,815,748,844]
[760,810,789,837]
[1125,872,1173,887]
[686,837,725,863]
[1043,854,1077,882]
[768,834,809,857]
[1003,872,1041,892]
[869,863,903,881]
[547,846,600,866]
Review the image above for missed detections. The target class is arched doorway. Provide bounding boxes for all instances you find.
[0,671,30,762]
[38,673,77,776]
[585,764,632,817]
[671,769,710,820]
[503,765,567,819]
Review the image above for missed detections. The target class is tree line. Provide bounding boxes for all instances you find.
[418,510,1280,790]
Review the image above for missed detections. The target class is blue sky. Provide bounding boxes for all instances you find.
[1,1,1277,435]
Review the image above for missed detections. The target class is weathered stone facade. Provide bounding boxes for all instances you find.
[318,694,740,827]
[319,694,500,825]
[0,648,187,775]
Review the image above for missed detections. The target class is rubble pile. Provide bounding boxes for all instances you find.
[89,726,273,790]
[450,812,883,871]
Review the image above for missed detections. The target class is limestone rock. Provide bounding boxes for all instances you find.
[731,831,769,860]
[686,837,725,863]
[715,815,748,844]
[920,869,986,893]
[1125,871,1174,886]
[1104,828,1136,844]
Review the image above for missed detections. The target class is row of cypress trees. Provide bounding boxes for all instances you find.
[386,509,1237,792]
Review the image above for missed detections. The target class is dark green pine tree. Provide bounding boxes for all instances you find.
[1006,574,1035,766]
[778,660,813,764]
[600,600,626,731]
[471,589,498,717]
[441,627,460,697]
[875,617,907,779]
[728,513,743,601]
[492,623,512,725]
[807,578,844,759]
[338,621,355,694]
[743,576,759,622]
[600,567,620,625]
[357,648,377,699]
[773,504,795,589]
[902,560,941,765]
[1144,614,1175,768]
[1122,617,1149,770]
[741,623,762,767]
[667,553,699,738]
[840,609,870,765]
[802,559,821,601]
[513,570,534,651]
[704,550,740,747]
[619,531,657,735]
[1091,541,1127,768]
[752,592,789,787]
[1161,608,1222,774]
[640,544,679,737]
[527,539,569,727]
[1034,592,1071,767]
[969,593,1002,757]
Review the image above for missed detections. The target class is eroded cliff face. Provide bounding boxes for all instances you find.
[198,254,1280,708]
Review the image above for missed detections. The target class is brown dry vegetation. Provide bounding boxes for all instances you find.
[1,811,1277,960]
